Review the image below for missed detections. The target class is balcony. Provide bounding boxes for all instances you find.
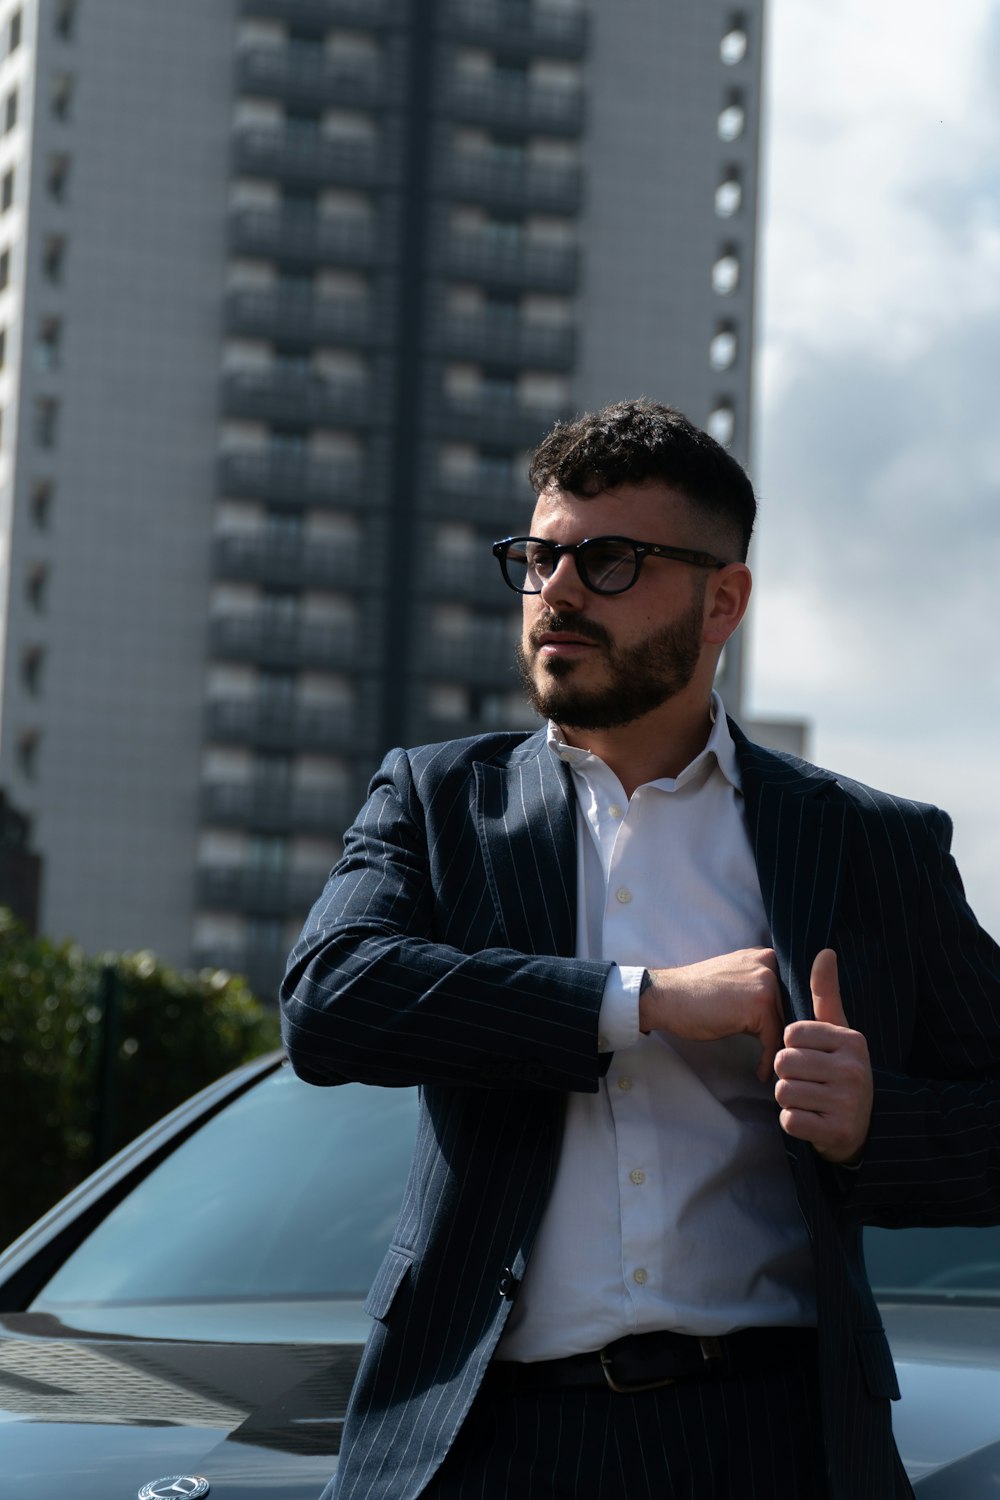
[235,46,391,111]
[442,0,587,57]
[221,369,375,427]
[445,73,583,136]
[436,310,574,369]
[409,706,536,745]
[433,468,534,526]
[436,389,566,447]
[445,153,582,214]
[201,781,354,834]
[238,0,403,28]
[213,533,363,591]
[205,698,366,752]
[228,207,385,271]
[217,452,370,510]
[419,625,521,684]
[197,864,327,918]
[443,233,579,292]
[225,288,383,350]
[420,548,508,602]
[209,614,362,671]
[232,125,390,191]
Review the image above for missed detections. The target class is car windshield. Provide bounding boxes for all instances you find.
[30,1067,418,1342]
[26,1062,1000,1342]
[865,1224,1000,1302]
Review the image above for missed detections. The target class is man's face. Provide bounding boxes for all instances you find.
[515,481,718,732]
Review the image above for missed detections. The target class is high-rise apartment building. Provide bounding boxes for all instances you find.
[0,0,764,995]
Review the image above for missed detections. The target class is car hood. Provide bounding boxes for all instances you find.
[885,1301,1000,1494]
[0,1311,360,1499]
[5,1303,1000,1497]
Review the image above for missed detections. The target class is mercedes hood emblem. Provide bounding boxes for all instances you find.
[138,1480,210,1500]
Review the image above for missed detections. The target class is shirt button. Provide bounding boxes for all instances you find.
[617,1076,632,1092]
[633,1267,649,1286]
[608,803,623,819]
[615,887,632,904]
[629,1169,645,1185]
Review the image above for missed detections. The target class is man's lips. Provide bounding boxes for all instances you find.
[529,614,609,655]
[535,631,597,653]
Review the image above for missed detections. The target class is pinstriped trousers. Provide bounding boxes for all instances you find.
[424,1362,828,1499]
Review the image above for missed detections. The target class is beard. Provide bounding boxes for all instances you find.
[515,598,704,732]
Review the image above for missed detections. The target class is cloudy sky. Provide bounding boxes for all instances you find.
[750,0,1000,936]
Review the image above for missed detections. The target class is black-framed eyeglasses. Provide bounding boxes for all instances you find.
[492,535,729,596]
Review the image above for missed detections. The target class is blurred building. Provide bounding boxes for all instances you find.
[0,0,766,994]
[0,786,40,930]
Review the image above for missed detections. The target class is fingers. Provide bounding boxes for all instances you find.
[775,953,873,1163]
[809,947,849,1028]
[755,1008,783,1084]
[643,948,783,1083]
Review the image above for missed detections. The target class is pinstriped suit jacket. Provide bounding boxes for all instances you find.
[281,723,1000,1500]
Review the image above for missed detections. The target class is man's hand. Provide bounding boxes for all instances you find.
[774,948,873,1164]
[640,948,783,1083]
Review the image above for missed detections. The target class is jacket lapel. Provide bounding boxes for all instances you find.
[474,730,578,958]
[733,726,847,1023]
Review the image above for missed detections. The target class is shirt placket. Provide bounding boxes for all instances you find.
[600,792,663,1323]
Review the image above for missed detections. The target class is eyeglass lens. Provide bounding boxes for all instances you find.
[507,538,639,594]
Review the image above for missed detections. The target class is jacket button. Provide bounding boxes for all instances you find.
[498,1267,519,1299]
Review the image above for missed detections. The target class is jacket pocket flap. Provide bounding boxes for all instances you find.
[364,1244,415,1321]
[854,1324,901,1400]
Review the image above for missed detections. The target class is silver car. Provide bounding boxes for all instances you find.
[1,1053,999,1497]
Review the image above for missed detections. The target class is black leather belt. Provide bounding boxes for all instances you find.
[486,1327,818,1394]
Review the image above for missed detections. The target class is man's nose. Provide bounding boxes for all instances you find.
[537,552,587,610]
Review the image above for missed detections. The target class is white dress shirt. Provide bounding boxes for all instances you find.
[497,695,816,1361]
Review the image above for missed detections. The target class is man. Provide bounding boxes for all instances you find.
[281,400,1000,1500]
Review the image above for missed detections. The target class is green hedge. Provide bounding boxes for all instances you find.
[0,909,281,1247]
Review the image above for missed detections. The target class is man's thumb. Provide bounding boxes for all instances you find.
[810,948,848,1027]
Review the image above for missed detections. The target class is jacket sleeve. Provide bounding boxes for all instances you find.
[841,806,1000,1226]
[279,747,613,1093]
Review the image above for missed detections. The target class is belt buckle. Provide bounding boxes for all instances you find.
[599,1336,723,1394]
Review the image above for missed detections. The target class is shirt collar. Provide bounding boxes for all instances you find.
[546,691,742,793]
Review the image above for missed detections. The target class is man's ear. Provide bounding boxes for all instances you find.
[703,563,752,644]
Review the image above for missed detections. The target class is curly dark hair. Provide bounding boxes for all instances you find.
[527,399,756,560]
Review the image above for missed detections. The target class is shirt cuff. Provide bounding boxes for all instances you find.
[598,965,644,1052]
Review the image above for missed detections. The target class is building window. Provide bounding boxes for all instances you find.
[55,0,77,40]
[3,90,17,135]
[30,480,53,530]
[21,645,45,696]
[34,398,59,450]
[706,403,735,447]
[720,17,748,65]
[711,250,740,296]
[47,155,70,202]
[36,317,61,371]
[26,564,49,612]
[717,94,745,142]
[17,729,40,780]
[709,325,738,371]
[42,236,65,284]
[51,74,73,121]
[248,834,287,875]
[1,170,14,214]
[0,248,9,290]
[258,668,296,713]
[715,172,742,219]
[8,9,22,54]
